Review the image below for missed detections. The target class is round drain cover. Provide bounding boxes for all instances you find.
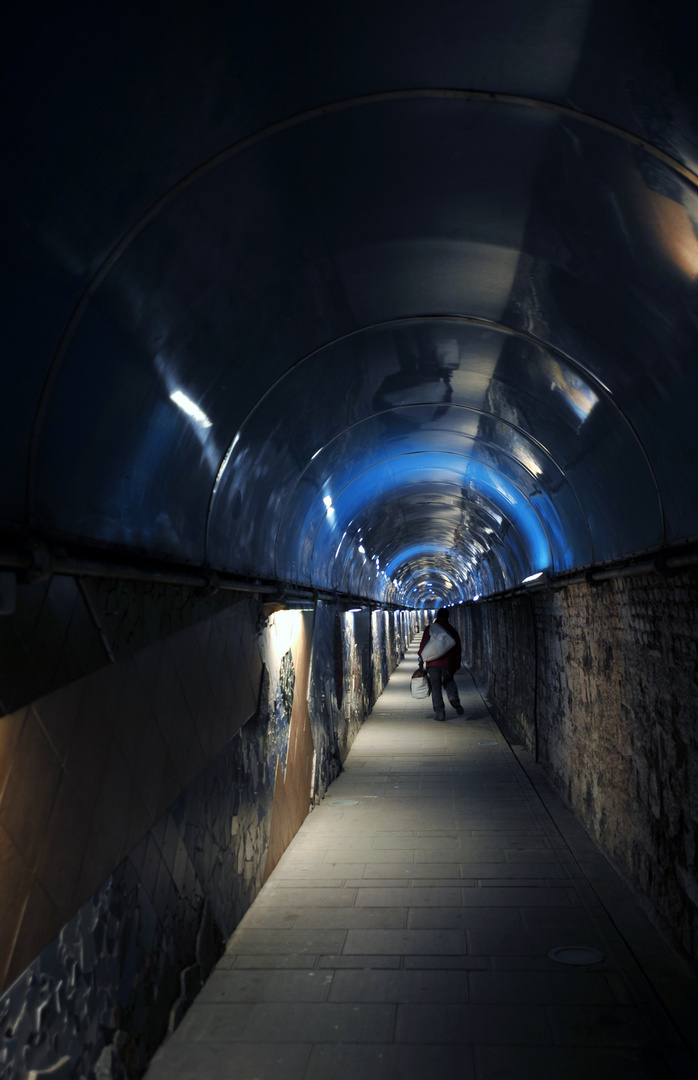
[330,799,359,806]
[548,946,605,965]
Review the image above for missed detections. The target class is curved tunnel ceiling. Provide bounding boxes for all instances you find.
[5,1,698,606]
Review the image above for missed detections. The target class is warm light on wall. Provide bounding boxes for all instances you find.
[636,173,698,281]
[266,609,303,669]
[651,191,698,279]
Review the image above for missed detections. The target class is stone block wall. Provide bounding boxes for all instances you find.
[0,585,414,1077]
[455,569,698,969]
[454,594,536,744]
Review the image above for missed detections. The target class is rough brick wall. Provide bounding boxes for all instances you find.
[457,569,698,968]
[453,595,536,746]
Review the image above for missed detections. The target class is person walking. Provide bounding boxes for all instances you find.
[418,608,464,721]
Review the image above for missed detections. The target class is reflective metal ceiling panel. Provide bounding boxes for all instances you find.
[5,1,698,605]
[206,319,656,592]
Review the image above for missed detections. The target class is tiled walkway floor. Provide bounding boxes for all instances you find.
[146,643,698,1079]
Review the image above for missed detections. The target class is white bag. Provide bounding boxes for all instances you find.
[410,668,431,699]
[421,622,455,662]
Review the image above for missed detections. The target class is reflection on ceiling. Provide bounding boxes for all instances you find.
[5,1,698,607]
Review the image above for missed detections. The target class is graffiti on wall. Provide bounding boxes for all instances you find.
[0,602,416,1078]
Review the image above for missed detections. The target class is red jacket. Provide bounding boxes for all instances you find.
[418,621,462,671]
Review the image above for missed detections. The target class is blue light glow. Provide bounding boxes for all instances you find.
[305,452,552,598]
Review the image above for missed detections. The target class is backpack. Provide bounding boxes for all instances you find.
[421,622,456,662]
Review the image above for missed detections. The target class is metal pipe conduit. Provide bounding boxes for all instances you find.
[1,537,695,611]
[477,543,698,603]
[0,540,401,612]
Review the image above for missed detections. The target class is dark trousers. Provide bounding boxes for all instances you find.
[427,667,460,718]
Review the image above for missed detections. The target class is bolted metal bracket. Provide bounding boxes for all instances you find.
[202,570,221,597]
[19,539,54,586]
[653,550,684,578]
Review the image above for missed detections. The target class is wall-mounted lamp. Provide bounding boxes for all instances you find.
[522,571,548,588]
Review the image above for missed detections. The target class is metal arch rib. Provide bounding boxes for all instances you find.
[25,89,683,531]
[269,404,593,576]
[303,450,556,594]
[324,480,524,600]
[203,314,662,565]
[370,511,511,597]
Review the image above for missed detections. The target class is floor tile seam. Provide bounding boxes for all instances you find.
[487,731,698,1068]
[232,956,564,974]
[537,1002,681,1055]
[256,660,682,1058]
[558,875,697,1051]
[503,799,647,945]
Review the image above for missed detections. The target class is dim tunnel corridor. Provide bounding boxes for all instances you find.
[143,644,697,1080]
[3,1,698,1076]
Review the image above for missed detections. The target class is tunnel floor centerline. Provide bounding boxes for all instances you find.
[144,644,696,1080]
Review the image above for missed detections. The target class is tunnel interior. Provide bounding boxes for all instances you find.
[2,1,698,1074]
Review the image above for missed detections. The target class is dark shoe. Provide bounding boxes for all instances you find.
[434,712,446,722]
[451,702,464,715]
